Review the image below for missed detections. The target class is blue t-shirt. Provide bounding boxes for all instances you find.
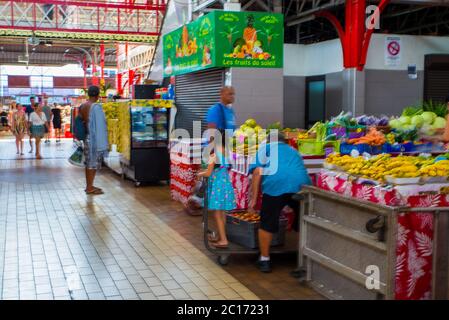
[206,103,236,131]
[249,142,312,196]
[25,104,34,114]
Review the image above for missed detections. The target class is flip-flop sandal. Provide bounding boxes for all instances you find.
[85,189,104,195]
[84,187,103,192]
[208,234,219,243]
[213,243,229,249]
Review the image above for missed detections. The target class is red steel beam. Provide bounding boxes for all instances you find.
[316,0,390,71]
[3,0,165,11]
[358,0,390,70]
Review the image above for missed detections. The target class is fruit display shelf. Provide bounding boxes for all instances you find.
[315,170,449,299]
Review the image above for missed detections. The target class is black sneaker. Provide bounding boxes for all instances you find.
[257,260,272,273]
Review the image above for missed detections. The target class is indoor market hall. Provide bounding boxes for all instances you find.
[0,135,319,300]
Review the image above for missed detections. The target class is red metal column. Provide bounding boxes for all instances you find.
[100,42,105,82]
[83,56,87,90]
[92,48,99,86]
[129,69,135,97]
[316,0,390,70]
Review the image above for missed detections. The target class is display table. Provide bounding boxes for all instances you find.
[230,155,325,210]
[169,139,203,206]
[315,169,449,299]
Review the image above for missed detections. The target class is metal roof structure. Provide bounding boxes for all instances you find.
[192,0,449,44]
[0,41,117,67]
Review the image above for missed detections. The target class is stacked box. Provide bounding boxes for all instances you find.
[226,213,288,249]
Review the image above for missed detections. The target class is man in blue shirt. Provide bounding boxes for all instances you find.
[206,86,236,131]
[249,132,311,273]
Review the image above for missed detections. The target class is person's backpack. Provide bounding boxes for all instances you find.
[74,114,86,141]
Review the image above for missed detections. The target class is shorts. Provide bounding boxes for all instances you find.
[260,193,299,233]
[83,135,103,170]
[31,125,45,138]
[53,120,61,129]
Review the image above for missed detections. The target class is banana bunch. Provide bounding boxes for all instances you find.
[419,160,449,177]
[325,154,438,181]
[103,102,119,120]
[118,102,131,160]
[385,164,420,178]
[386,133,395,144]
[131,99,174,108]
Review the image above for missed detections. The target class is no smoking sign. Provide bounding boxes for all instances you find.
[385,36,401,66]
[387,41,400,56]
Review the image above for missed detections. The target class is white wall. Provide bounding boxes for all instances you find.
[284,39,343,76]
[284,34,449,76]
[366,34,449,71]
[231,68,284,127]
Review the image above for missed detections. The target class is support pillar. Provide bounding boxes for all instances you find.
[342,68,365,116]
[100,42,105,82]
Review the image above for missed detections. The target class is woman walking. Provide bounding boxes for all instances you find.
[29,103,49,159]
[11,103,28,155]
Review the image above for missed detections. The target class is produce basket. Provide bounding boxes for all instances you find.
[298,139,340,156]
[297,139,325,155]
[340,142,371,155]
[385,175,421,185]
[421,176,448,183]
[370,145,384,155]
[376,125,391,134]
[347,125,366,139]
[412,142,434,153]
[284,130,306,140]
[226,212,288,249]
[324,140,341,157]
[382,143,401,153]
[328,126,347,139]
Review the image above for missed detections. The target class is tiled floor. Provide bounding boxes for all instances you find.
[0,137,322,300]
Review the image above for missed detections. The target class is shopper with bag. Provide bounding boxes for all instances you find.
[249,131,311,273]
[28,103,49,159]
[78,86,108,195]
[197,129,236,249]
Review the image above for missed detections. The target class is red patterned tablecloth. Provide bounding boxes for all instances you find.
[170,161,200,206]
[317,170,449,300]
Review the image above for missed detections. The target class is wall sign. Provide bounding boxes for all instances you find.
[385,36,401,66]
[163,11,284,77]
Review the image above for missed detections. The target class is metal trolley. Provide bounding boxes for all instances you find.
[202,177,298,266]
[294,185,449,300]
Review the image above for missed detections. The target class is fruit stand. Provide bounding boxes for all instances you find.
[103,99,174,184]
[296,149,449,299]
[298,183,449,300]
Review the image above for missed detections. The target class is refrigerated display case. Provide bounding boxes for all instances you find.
[121,100,172,185]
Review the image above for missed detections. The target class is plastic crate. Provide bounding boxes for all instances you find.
[297,139,325,155]
[324,140,341,156]
[226,214,288,249]
[412,142,433,153]
[382,142,415,153]
[340,142,371,155]
[328,126,347,138]
[370,145,384,155]
[347,125,366,139]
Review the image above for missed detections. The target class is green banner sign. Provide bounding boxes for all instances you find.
[163,11,283,77]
